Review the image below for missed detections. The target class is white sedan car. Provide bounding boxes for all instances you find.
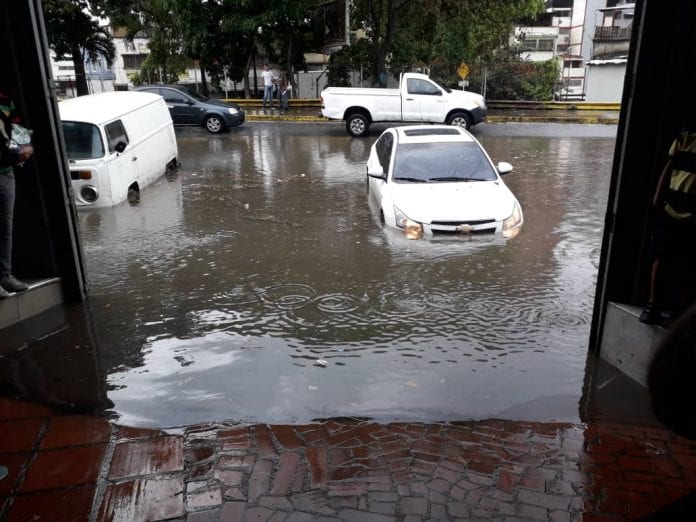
[366,125,523,239]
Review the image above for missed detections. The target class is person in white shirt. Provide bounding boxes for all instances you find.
[261,64,275,110]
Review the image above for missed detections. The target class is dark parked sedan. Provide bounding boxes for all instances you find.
[134,85,245,133]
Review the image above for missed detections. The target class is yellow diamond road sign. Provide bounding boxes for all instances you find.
[457,63,469,79]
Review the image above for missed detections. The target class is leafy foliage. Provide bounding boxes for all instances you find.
[43,0,116,95]
[467,57,560,100]
[45,0,554,99]
[327,39,373,87]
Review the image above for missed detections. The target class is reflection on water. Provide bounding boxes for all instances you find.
[5,124,617,427]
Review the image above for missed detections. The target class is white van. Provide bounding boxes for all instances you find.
[58,91,178,208]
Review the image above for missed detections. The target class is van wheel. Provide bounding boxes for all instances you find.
[205,115,225,134]
[447,111,472,130]
[346,113,370,137]
[127,186,140,205]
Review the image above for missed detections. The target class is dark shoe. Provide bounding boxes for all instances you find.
[0,275,29,293]
[639,303,663,325]
[0,286,10,299]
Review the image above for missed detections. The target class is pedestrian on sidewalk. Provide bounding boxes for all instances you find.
[640,126,696,326]
[278,72,291,112]
[261,64,276,111]
[0,89,33,299]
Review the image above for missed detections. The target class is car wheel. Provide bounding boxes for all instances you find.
[346,113,370,137]
[447,111,472,130]
[205,114,225,134]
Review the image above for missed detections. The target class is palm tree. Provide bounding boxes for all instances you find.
[43,0,116,96]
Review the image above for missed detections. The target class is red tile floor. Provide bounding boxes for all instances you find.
[1,397,695,521]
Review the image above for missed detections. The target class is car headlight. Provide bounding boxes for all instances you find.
[394,205,423,239]
[228,107,239,115]
[502,201,523,237]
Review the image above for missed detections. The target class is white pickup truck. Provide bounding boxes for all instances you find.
[320,72,487,137]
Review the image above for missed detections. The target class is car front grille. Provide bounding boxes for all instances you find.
[430,219,496,226]
[428,219,498,235]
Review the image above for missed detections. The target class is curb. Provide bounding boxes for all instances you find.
[486,115,619,124]
[245,115,620,124]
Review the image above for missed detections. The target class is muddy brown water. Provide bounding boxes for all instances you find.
[3,122,618,427]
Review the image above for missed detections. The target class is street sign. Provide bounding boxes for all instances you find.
[457,63,469,79]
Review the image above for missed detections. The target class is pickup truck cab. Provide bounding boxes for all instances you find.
[321,72,487,137]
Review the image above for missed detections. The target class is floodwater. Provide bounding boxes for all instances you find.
[3,122,618,428]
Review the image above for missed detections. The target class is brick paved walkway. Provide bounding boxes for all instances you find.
[1,396,695,521]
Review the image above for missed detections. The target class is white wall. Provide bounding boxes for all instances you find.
[584,62,626,102]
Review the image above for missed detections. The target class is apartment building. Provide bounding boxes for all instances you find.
[514,0,633,101]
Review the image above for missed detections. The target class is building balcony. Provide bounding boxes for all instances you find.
[594,25,632,40]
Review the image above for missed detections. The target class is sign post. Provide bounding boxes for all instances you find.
[457,63,469,91]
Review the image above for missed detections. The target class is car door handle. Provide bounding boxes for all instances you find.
[405,98,414,101]
[132,157,137,161]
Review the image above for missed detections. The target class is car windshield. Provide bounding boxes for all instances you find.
[61,121,105,160]
[392,142,497,183]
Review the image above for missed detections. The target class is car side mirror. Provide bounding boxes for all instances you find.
[114,141,127,154]
[497,162,513,175]
[367,164,386,180]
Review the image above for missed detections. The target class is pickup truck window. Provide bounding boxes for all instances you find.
[407,79,442,96]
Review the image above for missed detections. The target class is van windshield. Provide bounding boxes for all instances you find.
[62,121,105,160]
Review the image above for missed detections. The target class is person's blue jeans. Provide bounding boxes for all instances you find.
[263,85,274,107]
[0,168,15,279]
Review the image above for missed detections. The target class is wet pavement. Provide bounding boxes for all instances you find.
[3,122,618,428]
[1,395,695,521]
[3,120,695,519]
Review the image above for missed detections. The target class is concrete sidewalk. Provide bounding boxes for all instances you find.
[1,396,694,521]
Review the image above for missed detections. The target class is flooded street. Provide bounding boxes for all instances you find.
[9,122,618,427]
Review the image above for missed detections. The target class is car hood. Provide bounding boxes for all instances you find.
[448,89,486,108]
[388,181,517,223]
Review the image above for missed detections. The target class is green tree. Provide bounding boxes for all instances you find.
[43,0,116,96]
[257,0,318,82]
[351,0,416,87]
[351,0,545,89]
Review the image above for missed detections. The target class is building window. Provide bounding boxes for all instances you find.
[563,59,583,69]
[122,54,148,69]
[520,39,555,52]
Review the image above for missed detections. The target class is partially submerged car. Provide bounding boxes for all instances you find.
[134,84,245,133]
[59,91,178,208]
[366,125,523,239]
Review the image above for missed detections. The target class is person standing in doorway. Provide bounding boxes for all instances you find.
[0,91,32,299]
[261,64,275,111]
[640,126,696,326]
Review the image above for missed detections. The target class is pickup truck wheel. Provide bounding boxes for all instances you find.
[205,115,226,134]
[346,113,370,137]
[447,112,472,130]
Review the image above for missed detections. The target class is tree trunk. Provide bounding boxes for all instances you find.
[71,45,89,96]
[243,50,253,99]
[199,62,209,96]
